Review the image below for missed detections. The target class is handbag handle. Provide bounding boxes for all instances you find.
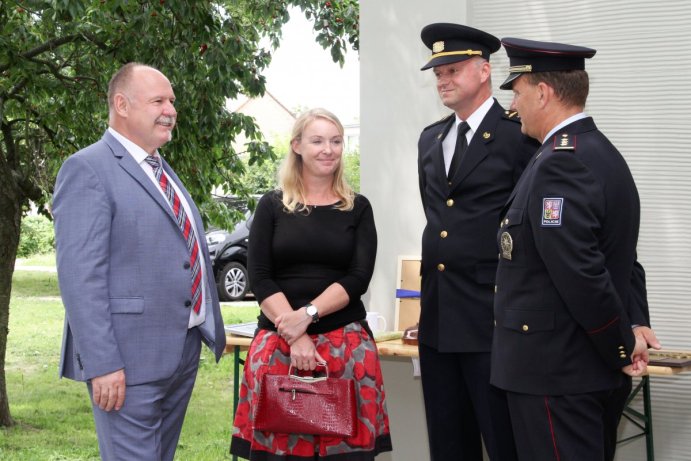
[288,361,329,383]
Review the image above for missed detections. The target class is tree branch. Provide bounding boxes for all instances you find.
[20,34,81,60]
[0,32,110,74]
[0,35,78,74]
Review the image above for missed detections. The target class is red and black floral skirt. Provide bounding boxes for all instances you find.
[230,321,393,460]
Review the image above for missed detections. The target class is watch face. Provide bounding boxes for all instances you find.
[306,305,318,320]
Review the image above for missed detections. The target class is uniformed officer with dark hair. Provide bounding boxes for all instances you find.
[417,23,538,460]
[491,37,660,461]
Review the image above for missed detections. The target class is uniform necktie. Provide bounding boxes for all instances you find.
[145,156,202,314]
[448,121,470,180]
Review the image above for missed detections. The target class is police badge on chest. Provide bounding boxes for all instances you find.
[500,231,513,260]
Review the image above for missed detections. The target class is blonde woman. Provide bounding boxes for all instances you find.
[230,108,392,460]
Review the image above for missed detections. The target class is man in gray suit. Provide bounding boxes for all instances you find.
[53,63,226,460]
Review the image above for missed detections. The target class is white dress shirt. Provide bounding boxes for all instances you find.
[442,96,495,174]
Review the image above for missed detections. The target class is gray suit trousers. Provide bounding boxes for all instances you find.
[89,328,202,461]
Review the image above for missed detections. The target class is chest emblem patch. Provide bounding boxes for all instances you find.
[542,198,564,226]
[500,232,513,260]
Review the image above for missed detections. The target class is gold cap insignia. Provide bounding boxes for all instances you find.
[432,41,445,53]
[509,64,533,73]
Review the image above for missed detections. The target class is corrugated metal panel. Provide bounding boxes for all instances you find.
[473,1,691,460]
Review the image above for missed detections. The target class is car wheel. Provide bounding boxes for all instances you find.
[217,261,249,301]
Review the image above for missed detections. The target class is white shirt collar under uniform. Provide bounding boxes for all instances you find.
[543,112,588,144]
[442,96,495,173]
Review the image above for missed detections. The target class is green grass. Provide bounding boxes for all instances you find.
[1,269,259,460]
[15,253,57,267]
[9,271,60,298]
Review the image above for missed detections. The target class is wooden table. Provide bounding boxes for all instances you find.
[225,335,690,461]
[619,350,691,461]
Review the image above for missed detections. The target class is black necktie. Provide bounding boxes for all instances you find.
[448,121,470,180]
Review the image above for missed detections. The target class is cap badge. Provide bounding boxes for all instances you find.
[500,232,513,260]
[432,41,445,53]
[509,64,533,73]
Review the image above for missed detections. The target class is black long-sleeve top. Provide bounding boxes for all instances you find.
[248,190,377,334]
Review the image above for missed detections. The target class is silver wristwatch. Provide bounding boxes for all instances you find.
[304,303,320,323]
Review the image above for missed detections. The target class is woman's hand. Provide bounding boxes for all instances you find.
[289,334,325,371]
[275,307,311,345]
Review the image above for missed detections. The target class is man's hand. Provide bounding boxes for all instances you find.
[91,369,126,411]
[622,334,649,377]
[622,327,662,378]
[622,361,646,377]
[634,326,662,352]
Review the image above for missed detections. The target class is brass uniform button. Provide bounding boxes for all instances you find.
[522,325,529,332]
[437,263,445,272]
[494,285,498,293]
[448,180,452,186]
[494,320,497,326]
[440,230,448,238]
[446,199,454,207]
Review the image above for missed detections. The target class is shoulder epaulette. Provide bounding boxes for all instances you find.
[553,133,576,151]
[502,110,522,123]
[422,113,454,132]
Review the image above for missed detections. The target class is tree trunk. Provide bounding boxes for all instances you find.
[0,182,21,427]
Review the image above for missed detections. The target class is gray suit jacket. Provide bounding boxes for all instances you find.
[53,131,226,385]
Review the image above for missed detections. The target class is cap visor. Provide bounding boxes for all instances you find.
[500,72,522,90]
[421,54,474,71]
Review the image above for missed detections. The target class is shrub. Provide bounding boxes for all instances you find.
[18,215,55,258]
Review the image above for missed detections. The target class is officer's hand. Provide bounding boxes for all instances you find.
[622,338,648,377]
[634,326,662,351]
[622,361,646,377]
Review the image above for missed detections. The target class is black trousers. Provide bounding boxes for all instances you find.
[419,343,518,461]
[506,379,632,461]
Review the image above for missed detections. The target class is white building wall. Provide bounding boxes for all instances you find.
[361,1,691,460]
[361,2,467,460]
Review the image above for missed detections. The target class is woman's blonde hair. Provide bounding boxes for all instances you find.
[278,108,355,213]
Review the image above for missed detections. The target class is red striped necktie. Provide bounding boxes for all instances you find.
[145,156,202,314]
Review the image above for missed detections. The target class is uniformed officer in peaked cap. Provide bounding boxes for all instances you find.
[416,23,538,461]
[420,23,500,70]
[491,37,660,461]
[499,37,596,89]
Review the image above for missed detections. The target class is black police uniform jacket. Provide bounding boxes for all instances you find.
[491,116,642,395]
[417,99,538,352]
